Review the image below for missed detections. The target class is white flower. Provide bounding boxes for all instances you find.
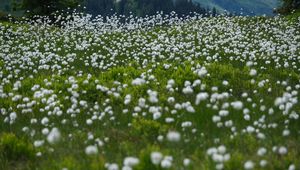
[47,128,61,144]
[244,161,254,170]
[183,158,191,166]
[212,115,221,123]
[42,128,49,135]
[166,131,181,142]
[249,69,257,76]
[186,105,195,113]
[36,152,42,157]
[217,145,226,154]
[260,160,267,167]
[257,133,266,140]
[132,78,145,86]
[123,157,139,167]
[41,117,49,125]
[231,101,243,110]
[257,147,267,156]
[207,147,218,156]
[288,164,296,170]
[138,98,146,107]
[182,86,193,94]
[161,158,172,168]
[212,154,223,162]
[124,94,131,105]
[192,79,201,87]
[86,119,93,125]
[85,145,98,155]
[181,121,192,128]
[151,152,163,165]
[165,117,174,123]
[222,80,229,86]
[278,146,287,155]
[9,112,17,122]
[282,129,290,136]
[106,163,119,170]
[147,90,158,103]
[122,166,132,170]
[223,154,231,161]
[196,67,208,77]
[167,79,175,86]
[153,112,162,120]
[157,135,164,142]
[216,163,224,170]
[34,140,44,147]
[244,114,250,121]
[219,110,229,117]
[195,92,209,105]
[246,126,255,133]
[167,97,175,103]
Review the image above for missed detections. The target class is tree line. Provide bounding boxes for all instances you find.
[85,0,209,16]
[4,0,215,17]
[1,0,299,18]
[276,0,300,14]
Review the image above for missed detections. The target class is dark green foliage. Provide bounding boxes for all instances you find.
[5,0,209,17]
[18,0,83,16]
[6,0,209,18]
[131,118,168,141]
[277,0,300,14]
[0,133,35,161]
[0,11,9,21]
[85,0,208,17]
[85,0,116,16]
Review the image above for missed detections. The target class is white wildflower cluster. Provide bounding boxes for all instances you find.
[244,160,255,170]
[123,157,140,170]
[207,145,230,170]
[105,163,119,170]
[166,79,175,92]
[147,90,159,103]
[166,131,181,142]
[150,151,174,169]
[47,128,61,144]
[132,78,146,86]
[194,66,208,78]
[195,92,209,105]
[274,92,298,115]
[85,145,98,155]
[0,12,299,169]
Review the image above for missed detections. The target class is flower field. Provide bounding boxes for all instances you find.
[0,13,300,170]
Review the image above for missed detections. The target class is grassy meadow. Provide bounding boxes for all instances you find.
[0,13,300,170]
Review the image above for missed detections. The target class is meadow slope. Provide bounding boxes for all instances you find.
[0,14,300,170]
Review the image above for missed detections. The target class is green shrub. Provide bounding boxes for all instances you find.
[0,11,9,21]
[224,152,244,170]
[135,145,162,170]
[0,133,35,161]
[131,118,168,141]
[0,60,4,68]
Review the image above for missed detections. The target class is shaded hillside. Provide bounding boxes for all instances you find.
[0,0,11,12]
[0,0,208,17]
[0,0,281,16]
[193,0,280,15]
[84,0,208,16]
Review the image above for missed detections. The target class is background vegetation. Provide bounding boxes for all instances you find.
[1,0,297,18]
